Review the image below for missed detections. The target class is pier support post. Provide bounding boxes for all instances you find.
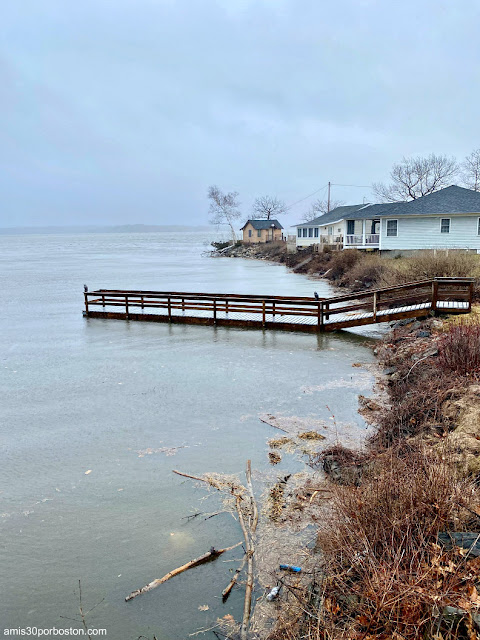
[432,280,439,312]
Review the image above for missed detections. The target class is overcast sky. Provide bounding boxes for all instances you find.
[1,0,480,229]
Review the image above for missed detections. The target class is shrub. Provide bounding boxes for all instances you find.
[337,254,388,290]
[325,249,363,283]
[211,240,232,250]
[437,321,480,377]
[313,446,479,640]
[395,250,480,281]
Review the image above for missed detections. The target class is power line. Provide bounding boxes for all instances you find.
[285,184,328,211]
[285,182,371,214]
[331,183,371,188]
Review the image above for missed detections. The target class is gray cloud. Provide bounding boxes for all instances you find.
[1,0,479,227]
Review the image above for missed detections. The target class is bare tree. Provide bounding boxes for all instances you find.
[461,149,480,191]
[300,198,345,222]
[372,154,459,202]
[251,195,287,220]
[208,185,241,244]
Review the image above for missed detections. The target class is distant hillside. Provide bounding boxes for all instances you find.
[0,224,215,235]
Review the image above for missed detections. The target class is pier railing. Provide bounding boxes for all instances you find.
[84,278,474,332]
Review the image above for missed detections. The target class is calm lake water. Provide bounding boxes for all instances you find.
[1,232,378,639]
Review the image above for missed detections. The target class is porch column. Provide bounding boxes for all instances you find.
[362,220,366,247]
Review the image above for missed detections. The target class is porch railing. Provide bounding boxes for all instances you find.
[345,234,380,246]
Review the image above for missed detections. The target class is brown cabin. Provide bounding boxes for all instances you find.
[240,219,284,244]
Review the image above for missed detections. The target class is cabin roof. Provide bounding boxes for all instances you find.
[240,219,284,230]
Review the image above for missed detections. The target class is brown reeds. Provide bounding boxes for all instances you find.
[271,446,479,640]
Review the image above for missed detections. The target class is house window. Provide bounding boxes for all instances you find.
[303,228,308,237]
[386,220,398,237]
[308,228,313,237]
[314,228,319,237]
[440,218,450,233]
[478,219,480,235]
[328,226,333,235]
[297,228,301,238]
[248,229,252,237]
[257,230,261,238]
[347,220,355,235]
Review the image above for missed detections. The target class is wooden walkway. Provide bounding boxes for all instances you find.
[83,278,474,333]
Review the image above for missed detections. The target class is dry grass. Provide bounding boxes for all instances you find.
[270,446,479,640]
[390,250,480,283]
[437,321,480,377]
[315,445,479,640]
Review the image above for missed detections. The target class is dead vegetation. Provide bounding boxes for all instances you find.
[267,315,480,640]
[269,445,480,640]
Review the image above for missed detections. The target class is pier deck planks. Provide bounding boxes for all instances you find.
[84,278,473,333]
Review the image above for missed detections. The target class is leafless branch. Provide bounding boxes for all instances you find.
[208,185,241,244]
[373,154,459,202]
[251,195,287,220]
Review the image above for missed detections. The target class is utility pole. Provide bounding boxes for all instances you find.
[327,182,331,212]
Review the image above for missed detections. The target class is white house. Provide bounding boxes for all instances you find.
[294,186,480,252]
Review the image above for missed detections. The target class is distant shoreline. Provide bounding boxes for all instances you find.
[0,224,215,235]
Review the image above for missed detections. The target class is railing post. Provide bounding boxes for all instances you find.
[225,300,229,314]
[168,297,171,321]
[432,280,439,312]
[141,296,144,310]
[373,292,377,322]
[469,281,474,310]
[181,297,185,311]
[317,302,322,329]
[262,301,266,327]
[272,301,275,317]
[84,292,89,316]
[213,298,217,324]
[325,302,330,321]
[125,295,129,318]
[102,294,105,308]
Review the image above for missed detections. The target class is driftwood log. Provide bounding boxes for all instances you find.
[222,554,247,601]
[125,542,242,601]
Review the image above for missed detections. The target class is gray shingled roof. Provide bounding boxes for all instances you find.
[348,202,401,219]
[294,186,480,226]
[240,219,283,230]
[294,204,365,227]
[376,185,480,216]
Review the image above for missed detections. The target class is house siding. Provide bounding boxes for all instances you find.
[295,220,345,247]
[380,214,480,251]
[243,223,283,243]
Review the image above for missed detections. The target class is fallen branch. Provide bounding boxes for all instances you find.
[125,542,242,602]
[172,469,218,486]
[246,460,259,533]
[236,495,254,640]
[259,417,288,433]
[222,554,247,602]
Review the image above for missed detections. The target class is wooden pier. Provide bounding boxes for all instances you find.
[83,278,474,333]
